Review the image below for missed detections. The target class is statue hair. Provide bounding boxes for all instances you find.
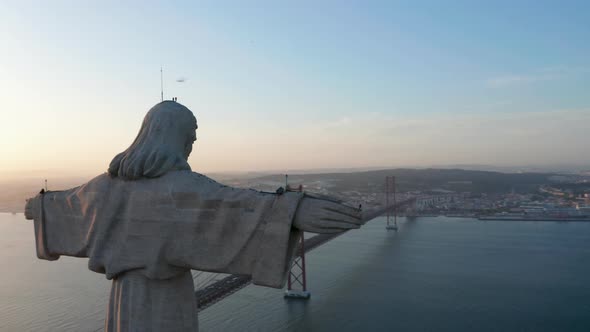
[108,101,197,180]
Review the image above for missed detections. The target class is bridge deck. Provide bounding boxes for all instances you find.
[195,232,343,310]
[195,198,415,311]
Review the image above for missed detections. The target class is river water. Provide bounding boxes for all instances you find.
[1,213,589,331]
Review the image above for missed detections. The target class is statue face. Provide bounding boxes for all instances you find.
[184,124,198,159]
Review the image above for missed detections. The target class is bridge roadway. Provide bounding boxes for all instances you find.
[195,198,415,311]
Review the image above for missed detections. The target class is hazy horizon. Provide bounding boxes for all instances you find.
[1,163,586,214]
[1,1,589,180]
[2,161,590,183]
[2,161,589,194]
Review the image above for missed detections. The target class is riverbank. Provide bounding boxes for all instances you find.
[478,216,590,222]
[406,214,590,222]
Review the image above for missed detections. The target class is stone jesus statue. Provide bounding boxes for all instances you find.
[24,101,364,331]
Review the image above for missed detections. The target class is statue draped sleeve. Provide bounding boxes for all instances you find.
[32,171,303,288]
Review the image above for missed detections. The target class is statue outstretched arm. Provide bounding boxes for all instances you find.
[292,195,363,234]
[24,196,36,220]
[24,190,45,220]
[291,194,399,233]
[24,185,90,261]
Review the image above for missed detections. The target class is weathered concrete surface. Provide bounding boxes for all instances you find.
[24,101,362,331]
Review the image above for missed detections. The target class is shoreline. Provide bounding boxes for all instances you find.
[478,216,590,222]
[5,211,590,223]
[406,214,590,222]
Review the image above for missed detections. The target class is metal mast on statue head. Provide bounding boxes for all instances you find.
[160,66,164,102]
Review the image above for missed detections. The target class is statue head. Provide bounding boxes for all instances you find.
[108,101,197,180]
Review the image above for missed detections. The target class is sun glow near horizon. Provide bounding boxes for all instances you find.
[1,1,589,181]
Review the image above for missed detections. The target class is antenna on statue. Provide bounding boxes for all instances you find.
[160,66,164,102]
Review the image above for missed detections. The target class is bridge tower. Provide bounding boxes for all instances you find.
[285,180,311,299]
[385,176,398,230]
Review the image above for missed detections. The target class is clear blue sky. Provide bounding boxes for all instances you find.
[1,1,589,177]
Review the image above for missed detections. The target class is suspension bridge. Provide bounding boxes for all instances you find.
[194,189,421,311]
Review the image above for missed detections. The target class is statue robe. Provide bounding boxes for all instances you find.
[31,170,303,331]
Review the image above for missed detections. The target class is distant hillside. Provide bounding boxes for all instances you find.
[242,168,555,194]
[0,168,556,213]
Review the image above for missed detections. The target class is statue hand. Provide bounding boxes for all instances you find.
[24,196,37,220]
[293,197,362,234]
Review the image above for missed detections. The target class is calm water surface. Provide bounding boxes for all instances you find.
[1,213,590,331]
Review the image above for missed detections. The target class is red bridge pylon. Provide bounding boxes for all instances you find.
[386,176,398,231]
[285,181,311,299]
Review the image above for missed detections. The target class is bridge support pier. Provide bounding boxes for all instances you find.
[284,232,310,299]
